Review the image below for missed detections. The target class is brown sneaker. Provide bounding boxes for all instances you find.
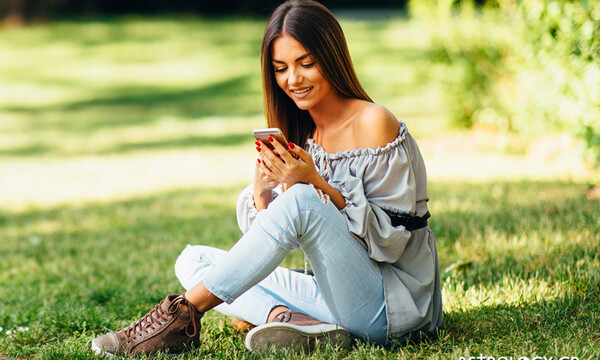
[92,293,203,357]
[245,310,352,353]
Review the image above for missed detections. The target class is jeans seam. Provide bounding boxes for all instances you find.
[294,206,383,281]
[203,277,234,304]
[261,205,365,305]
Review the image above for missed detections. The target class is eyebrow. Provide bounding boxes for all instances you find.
[272,53,312,64]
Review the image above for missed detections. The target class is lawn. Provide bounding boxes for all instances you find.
[0,15,599,360]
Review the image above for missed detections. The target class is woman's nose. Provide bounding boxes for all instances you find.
[288,67,303,85]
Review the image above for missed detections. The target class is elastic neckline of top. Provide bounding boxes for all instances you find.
[306,122,407,160]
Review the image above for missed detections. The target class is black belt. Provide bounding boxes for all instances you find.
[387,211,430,231]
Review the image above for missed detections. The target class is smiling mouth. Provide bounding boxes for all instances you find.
[291,87,313,94]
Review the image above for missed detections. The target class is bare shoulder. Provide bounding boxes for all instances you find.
[354,102,400,149]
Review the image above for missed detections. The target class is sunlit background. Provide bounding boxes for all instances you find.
[0,1,598,358]
[1,1,596,209]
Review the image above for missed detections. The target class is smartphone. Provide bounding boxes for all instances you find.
[253,128,289,151]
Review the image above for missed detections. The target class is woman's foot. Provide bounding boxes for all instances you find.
[92,293,203,357]
[229,317,255,332]
[245,310,352,353]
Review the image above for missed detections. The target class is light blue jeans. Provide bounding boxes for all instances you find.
[174,184,388,343]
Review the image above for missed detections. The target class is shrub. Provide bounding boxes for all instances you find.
[410,0,600,173]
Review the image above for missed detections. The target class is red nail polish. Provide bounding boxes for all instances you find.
[257,158,261,164]
[288,142,295,149]
[268,136,274,142]
[255,141,261,146]
[256,147,261,152]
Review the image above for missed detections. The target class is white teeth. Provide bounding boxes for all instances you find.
[292,87,312,94]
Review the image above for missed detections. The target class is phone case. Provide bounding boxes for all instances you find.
[253,128,288,149]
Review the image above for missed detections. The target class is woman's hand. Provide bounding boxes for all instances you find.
[256,137,346,210]
[254,157,280,192]
[253,142,280,211]
[257,138,318,186]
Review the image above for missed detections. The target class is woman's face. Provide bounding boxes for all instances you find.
[271,34,334,111]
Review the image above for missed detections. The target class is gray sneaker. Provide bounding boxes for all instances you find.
[92,293,203,357]
[245,310,352,353]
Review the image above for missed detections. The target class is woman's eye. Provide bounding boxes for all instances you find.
[274,67,287,73]
[301,63,314,68]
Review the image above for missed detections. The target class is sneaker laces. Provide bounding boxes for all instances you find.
[275,310,293,323]
[168,293,199,338]
[123,294,199,343]
[273,310,326,326]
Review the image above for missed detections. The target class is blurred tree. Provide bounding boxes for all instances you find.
[410,0,600,187]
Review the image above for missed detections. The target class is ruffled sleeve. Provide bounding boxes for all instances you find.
[308,124,429,264]
[335,174,413,263]
[307,123,441,339]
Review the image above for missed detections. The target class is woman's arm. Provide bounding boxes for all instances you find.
[252,159,280,211]
[300,161,346,209]
[256,105,400,211]
[257,139,346,210]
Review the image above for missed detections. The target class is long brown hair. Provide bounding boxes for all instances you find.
[260,0,372,147]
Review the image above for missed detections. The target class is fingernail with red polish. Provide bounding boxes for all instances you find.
[255,141,261,146]
[256,147,261,152]
[288,142,295,149]
[268,136,274,142]
[257,158,261,164]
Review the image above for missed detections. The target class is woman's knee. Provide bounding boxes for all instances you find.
[279,183,332,210]
[174,245,225,289]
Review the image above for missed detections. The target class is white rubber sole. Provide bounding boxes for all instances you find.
[91,339,115,358]
[245,322,352,353]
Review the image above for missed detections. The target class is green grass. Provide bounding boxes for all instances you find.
[0,15,446,160]
[0,15,599,360]
[1,181,598,359]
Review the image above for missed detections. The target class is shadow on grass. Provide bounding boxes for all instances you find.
[434,290,600,357]
[0,180,598,358]
[375,289,599,358]
[0,73,263,157]
[33,15,265,48]
[102,133,255,154]
[3,73,262,134]
[428,180,599,286]
[0,144,54,157]
[2,180,598,290]
[0,132,255,158]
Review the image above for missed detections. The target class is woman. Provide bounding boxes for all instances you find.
[92,0,442,356]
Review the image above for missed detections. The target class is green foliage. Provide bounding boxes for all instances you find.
[410,0,600,170]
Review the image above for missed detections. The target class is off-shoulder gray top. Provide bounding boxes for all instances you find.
[236,122,442,339]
